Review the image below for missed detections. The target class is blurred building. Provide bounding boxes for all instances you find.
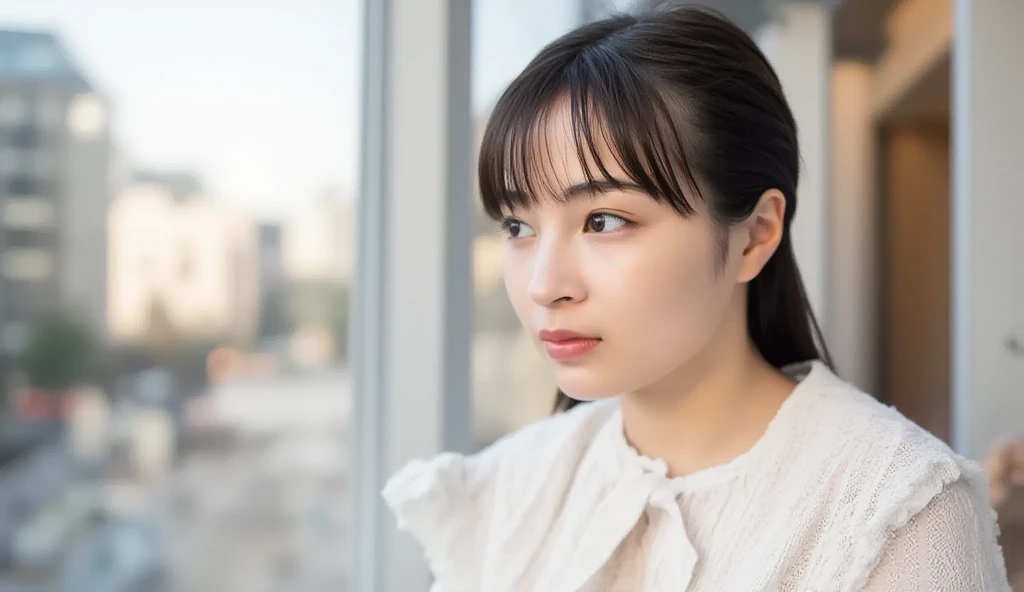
[282,195,354,283]
[256,221,289,339]
[0,30,111,388]
[258,223,284,291]
[107,181,259,347]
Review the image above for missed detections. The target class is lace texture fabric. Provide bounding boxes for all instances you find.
[382,362,1010,591]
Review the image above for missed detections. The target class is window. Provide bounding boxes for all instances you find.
[3,198,55,229]
[2,322,28,354]
[471,0,583,447]
[0,4,359,590]
[7,176,45,197]
[36,95,66,130]
[3,248,54,280]
[2,248,53,280]
[0,146,27,175]
[4,229,57,250]
[31,148,52,177]
[10,126,40,150]
[1,280,58,320]
[16,43,60,73]
[0,93,27,126]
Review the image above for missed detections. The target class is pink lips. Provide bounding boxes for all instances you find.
[538,329,602,361]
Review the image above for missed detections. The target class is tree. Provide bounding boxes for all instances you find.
[20,312,98,391]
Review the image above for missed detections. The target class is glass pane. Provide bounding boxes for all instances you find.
[471,0,586,449]
[470,0,652,449]
[0,3,358,591]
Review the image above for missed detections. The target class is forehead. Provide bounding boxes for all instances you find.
[481,85,702,222]
[519,98,629,197]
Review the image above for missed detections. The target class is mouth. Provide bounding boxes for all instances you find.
[538,329,602,361]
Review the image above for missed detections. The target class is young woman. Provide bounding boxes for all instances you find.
[383,5,1009,591]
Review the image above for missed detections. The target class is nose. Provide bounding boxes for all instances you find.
[527,239,586,307]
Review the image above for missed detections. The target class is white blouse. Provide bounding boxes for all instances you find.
[383,362,1010,591]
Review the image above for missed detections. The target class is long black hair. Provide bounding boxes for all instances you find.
[477,4,833,413]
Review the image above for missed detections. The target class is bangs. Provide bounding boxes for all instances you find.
[478,37,706,220]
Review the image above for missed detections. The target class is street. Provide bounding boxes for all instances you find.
[151,369,351,592]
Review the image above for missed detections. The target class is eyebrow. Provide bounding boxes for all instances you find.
[501,179,645,215]
[562,178,644,201]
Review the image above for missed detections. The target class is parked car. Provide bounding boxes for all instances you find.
[57,519,168,592]
[0,416,61,469]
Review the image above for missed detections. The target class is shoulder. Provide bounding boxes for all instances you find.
[786,362,999,585]
[380,398,616,585]
[793,362,981,494]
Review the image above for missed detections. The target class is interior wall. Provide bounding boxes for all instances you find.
[881,123,951,441]
[829,62,878,394]
[756,3,831,323]
[951,0,1024,459]
[830,0,953,402]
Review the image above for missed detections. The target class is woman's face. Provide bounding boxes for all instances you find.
[501,105,746,400]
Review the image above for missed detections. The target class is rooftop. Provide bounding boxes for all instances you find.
[0,30,91,88]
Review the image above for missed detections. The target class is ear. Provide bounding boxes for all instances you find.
[734,189,786,284]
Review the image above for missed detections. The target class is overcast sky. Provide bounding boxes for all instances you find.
[0,0,583,218]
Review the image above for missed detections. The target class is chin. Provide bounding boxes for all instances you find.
[552,366,628,401]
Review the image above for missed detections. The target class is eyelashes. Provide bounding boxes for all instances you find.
[499,217,535,239]
[585,212,629,233]
[499,212,634,239]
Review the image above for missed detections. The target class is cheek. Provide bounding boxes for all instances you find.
[611,240,727,357]
[571,228,735,397]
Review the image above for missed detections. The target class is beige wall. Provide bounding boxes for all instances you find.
[882,123,951,442]
[829,62,878,393]
[827,0,954,427]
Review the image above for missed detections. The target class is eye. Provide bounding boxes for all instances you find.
[499,217,536,239]
[585,213,630,233]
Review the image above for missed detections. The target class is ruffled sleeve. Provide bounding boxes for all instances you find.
[840,418,1010,592]
[382,450,497,591]
[380,400,620,591]
[861,476,1010,591]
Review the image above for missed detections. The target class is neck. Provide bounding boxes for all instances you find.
[618,303,797,478]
